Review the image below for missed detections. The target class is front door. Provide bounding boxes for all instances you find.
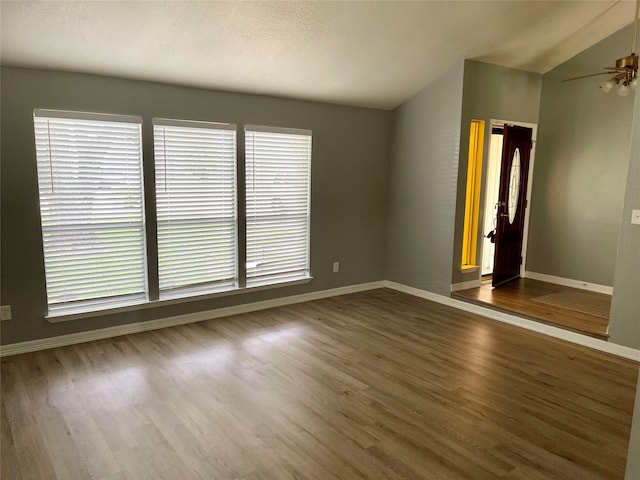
[492,124,533,287]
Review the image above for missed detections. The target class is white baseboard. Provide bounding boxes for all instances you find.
[3,278,636,362]
[383,280,639,362]
[524,271,613,295]
[0,281,385,357]
[451,280,482,292]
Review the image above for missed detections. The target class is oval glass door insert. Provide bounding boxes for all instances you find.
[507,148,521,224]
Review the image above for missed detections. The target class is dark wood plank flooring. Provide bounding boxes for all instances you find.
[452,278,610,339]
[2,288,637,479]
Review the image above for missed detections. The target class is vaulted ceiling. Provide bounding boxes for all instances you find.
[1,1,637,109]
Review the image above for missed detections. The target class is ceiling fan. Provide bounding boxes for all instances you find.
[563,0,640,96]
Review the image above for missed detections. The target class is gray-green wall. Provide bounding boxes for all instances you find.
[527,25,635,286]
[452,60,541,285]
[608,70,640,350]
[0,67,392,345]
[386,62,464,295]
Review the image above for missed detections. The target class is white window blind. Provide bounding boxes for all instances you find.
[153,119,237,293]
[33,110,146,311]
[245,126,311,286]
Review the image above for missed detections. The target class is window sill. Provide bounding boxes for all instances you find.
[460,265,479,273]
[46,276,313,323]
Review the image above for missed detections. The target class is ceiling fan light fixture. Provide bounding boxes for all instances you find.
[617,83,631,96]
[563,0,639,96]
[601,79,615,93]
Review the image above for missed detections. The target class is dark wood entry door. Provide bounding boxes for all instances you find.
[492,125,533,287]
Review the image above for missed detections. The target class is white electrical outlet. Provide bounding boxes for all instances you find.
[332,261,340,273]
[0,305,12,321]
[631,209,640,225]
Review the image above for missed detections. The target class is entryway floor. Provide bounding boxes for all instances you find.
[451,278,610,340]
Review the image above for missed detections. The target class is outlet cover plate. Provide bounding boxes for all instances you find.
[0,305,12,321]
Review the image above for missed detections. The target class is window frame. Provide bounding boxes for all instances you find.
[461,119,485,270]
[244,125,312,287]
[32,110,313,321]
[152,118,239,297]
[33,109,148,316]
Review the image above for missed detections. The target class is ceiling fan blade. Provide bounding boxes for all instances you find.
[562,71,618,82]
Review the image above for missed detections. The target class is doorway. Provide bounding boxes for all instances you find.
[480,126,503,278]
[454,118,613,339]
[480,120,537,283]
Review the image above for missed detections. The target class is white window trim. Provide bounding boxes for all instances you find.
[153,117,236,130]
[45,276,313,323]
[34,108,141,124]
[245,124,312,136]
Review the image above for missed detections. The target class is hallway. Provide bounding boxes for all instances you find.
[452,278,610,339]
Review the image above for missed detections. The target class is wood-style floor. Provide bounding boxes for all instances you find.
[2,289,638,480]
[452,278,610,340]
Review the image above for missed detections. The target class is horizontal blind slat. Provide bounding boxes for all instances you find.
[245,128,311,282]
[154,122,238,290]
[34,113,147,307]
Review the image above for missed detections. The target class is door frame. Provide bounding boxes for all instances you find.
[483,119,537,278]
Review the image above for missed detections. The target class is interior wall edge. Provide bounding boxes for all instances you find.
[450,280,482,292]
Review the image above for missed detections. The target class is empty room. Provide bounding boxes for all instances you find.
[1,1,640,479]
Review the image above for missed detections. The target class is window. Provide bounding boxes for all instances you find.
[461,119,485,269]
[153,119,237,295]
[245,126,311,286]
[33,110,146,313]
[33,110,312,317]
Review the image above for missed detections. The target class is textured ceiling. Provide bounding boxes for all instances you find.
[0,1,637,109]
